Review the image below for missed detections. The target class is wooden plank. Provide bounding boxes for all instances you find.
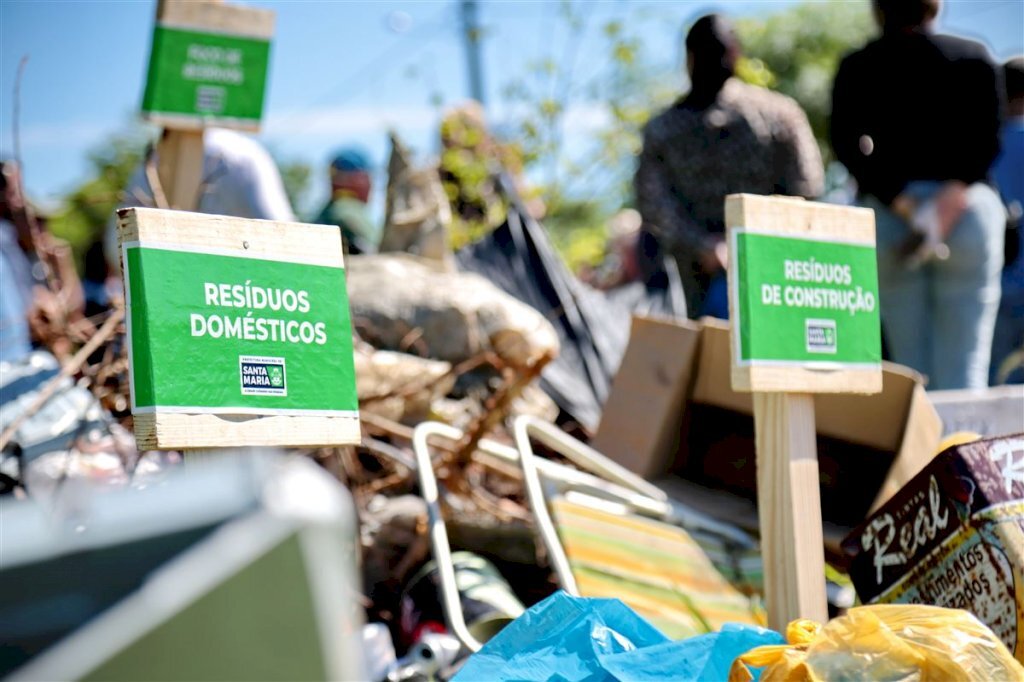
[724,193,875,243]
[591,316,701,477]
[135,412,359,450]
[118,207,345,269]
[725,193,883,395]
[156,130,205,211]
[732,364,881,394]
[726,194,878,627]
[157,0,275,38]
[753,392,829,630]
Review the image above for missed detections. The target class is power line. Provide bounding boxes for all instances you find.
[271,5,454,129]
[461,0,486,105]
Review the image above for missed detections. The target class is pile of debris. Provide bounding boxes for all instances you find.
[2,134,1022,682]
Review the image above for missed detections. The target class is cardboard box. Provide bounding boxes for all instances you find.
[842,435,1024,662]
[593,316,943,537]
[928,385,1024,437]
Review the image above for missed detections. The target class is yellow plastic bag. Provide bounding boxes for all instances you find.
[729,604,1024,681]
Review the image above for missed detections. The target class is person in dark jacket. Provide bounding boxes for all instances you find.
[830,0,1005,389]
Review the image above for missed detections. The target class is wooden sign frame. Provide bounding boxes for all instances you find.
[725,193,883,630]
[145,0,275,133]
[147,0,276,211]
[118,208,360,450]
[726,194,881,394]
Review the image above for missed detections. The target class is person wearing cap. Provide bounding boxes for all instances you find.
[313,148,378,255]
[830,0,1005,390]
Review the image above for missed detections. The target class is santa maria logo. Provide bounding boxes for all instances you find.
[805,319,837,354]
[239,355,287,396]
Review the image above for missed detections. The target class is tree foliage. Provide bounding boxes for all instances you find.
[489,1,876,272]
[45,131,312,268]
[47,128,148,264]
[43,2,877,275]
[734,2,876,161]
[438,103,524,250]
[496,2,676,271]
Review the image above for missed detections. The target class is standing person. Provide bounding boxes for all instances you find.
[635,14,824,318]
[111,129,296,270]
[122,128,296,221]
[109,128,297,268]
[0,162,33,363]
[830,0,1005,390]
[312,148,377,255]
[991,57,1024,383]
[1,162,87,361]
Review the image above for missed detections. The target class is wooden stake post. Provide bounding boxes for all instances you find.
[725,194,882,630]
[156,130,205,211]
[127,1,360,456]
[143,0,275,210]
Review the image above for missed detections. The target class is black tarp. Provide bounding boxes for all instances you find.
[456,180,686,431]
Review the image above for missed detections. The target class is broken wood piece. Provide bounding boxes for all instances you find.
[455,350,554,467]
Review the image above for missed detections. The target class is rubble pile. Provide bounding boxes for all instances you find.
[2,138,1021,682]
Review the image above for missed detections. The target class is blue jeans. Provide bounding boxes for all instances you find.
[866,183,1005,390]
[699,273,729,320]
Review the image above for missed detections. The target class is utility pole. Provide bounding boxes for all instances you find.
[460,0,485,106]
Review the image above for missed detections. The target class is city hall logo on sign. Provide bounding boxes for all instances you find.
[240,356,287,396]
[806,319,837,354]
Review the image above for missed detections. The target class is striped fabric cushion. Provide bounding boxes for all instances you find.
[552,497,765,639]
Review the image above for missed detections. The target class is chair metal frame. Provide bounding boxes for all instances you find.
[411,418,756,650]
[511,415,757,593]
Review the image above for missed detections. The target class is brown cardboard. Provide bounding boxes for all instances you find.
[591,316,701,478]
[593,316,943,531]
[842,435,1024,661]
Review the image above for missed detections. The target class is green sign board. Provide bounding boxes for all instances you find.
[124,243,358,417]
[730,229,882,368]
[142,25,271,128]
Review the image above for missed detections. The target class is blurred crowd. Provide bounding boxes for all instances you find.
[2,0,1021,391]
[630,0,1022,391]
[627,0,1023,390]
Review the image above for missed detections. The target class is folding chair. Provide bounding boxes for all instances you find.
[412,420,764,649]
[512,416,765,639]
[412,421,692,651]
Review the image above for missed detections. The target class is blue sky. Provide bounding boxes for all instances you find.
[1,0,1022,215]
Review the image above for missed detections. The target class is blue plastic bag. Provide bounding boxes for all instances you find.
[598,623,784,681]
[453,592,783,682]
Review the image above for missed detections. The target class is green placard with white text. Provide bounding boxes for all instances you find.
[124,244,357,417]
[730,230,882,368]
[142,24,271,128]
